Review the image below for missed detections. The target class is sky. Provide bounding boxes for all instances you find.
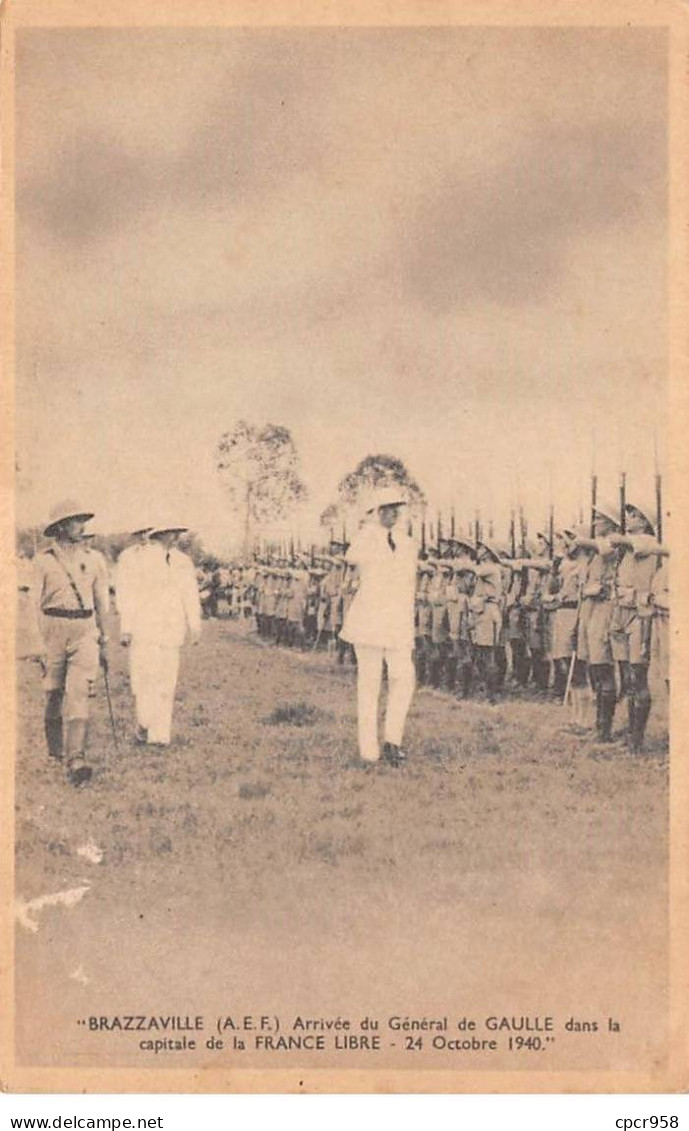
[14,27,668,552]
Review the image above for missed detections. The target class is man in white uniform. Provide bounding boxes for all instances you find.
[118,525,201,747]
[116,525,153,741]
[340,487,418,767]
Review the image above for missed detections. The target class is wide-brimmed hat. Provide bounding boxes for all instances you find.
[149,525,189,538]
[44,500,94,537]
[130,525,154,537]
[449,537,476,558]
[476,540,502,563]
[593,505,621,530]
[363,485,408,513]
[624,502,656,535]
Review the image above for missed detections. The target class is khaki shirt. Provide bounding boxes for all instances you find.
[33,544,110,645]
[615,534,659,611]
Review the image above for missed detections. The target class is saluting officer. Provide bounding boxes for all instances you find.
[31,501,110,786]
[574,506,621,744]
[470,541,504,704]
[610,502,669,752]
[340,487,418,766]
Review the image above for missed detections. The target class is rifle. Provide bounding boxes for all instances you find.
[101,654,119,752]
[548,505,554,561]
[421,518,427,557]
[563,608,581,709]
[619,472,627,535]
[437,512,443,553]
[510,510,516,559]
[518,506,527,557]
[590,473,598,539]
[450,507,456,539]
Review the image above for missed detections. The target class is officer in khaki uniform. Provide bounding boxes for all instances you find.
[610,502,669,752]
[427,558,450,687]
[470,541,504,704]
[574,506,620,743]
[650,553,670,693]
[448,548,477,699]
[543,529,587,706]
[31,501,110,786]
[414,561,434,684]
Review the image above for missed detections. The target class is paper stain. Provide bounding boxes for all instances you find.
[76,841,104,864]
[69,964,90,986]
[15,885,91,933]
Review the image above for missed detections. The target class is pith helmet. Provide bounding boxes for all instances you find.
[593,505,621,530]
[476,540,502,563]
[149,525,190,538]
[44,500,94,537]
[624,502,656,535]
[363,485,408,513]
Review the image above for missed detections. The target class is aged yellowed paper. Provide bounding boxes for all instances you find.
[1,0,688,1094]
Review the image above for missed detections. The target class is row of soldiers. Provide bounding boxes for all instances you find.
[207,499,669,754]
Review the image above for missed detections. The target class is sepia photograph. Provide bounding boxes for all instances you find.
[1,0,687,1094]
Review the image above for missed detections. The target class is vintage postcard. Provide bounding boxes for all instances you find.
[1,0,687,1094]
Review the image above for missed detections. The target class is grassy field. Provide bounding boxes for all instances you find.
[14,609,669,1074]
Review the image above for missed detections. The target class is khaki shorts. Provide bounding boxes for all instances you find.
[610,605,652,665]
[505,607,523,642]
[551,607,578,660]
[577,598,613,666]
[42,615,99,721]
[654,612,669,680]
[472,603,502,648]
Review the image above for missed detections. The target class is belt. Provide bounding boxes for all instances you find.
[42,608,93,619]
[560,601,578,609]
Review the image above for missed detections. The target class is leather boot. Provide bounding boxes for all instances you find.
[461,663,473,700]
[597,690,616,742]
[553,661,567,702]
[64,719,92,786]
[627,696,636,737]
[630,694,652,753]
[44,716,63,760]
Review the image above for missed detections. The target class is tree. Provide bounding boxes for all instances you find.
[216,421,308,556]
[321,454,426,528]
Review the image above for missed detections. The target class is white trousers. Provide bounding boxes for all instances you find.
[129,642,181,745]
[354,645,416,762]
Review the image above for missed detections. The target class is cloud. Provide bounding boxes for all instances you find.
[397,117,666,312]
[17,33,333,246]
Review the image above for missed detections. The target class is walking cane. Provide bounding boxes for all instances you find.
[101,654,119,752]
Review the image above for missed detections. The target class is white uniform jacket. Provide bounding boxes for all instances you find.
[117,543,201,647]
[340,524,418,652]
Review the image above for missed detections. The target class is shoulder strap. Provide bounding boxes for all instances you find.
[48,547,86,609]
